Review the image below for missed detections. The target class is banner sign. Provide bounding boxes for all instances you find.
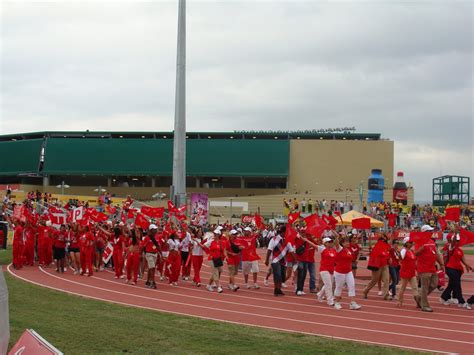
[9,329,63,355]
[190,193,208,226]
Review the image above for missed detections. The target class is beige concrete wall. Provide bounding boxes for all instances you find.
[288,140,394,195]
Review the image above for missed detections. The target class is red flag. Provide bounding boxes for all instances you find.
[334,211,343,223]
[352,217,371,230]
[254,214,264,229]
[285,224,298,245]
[387,213,397,228]
[445,206,460,222]
[288,212,300,225]
[176,205,187,215]
[135,213,150,230]
[90,210,108,223]
[438,216,447,231]
[304,214,328,237]
[322,214,338,229]
[176,214,187,221]
[127,208,138,219]
[121,212,126,223]
[141,206,165,219]
[167,200,177,213]
[459,229,474,247]
[106,205,117,214]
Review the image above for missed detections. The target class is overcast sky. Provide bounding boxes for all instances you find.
[1,0,472,202]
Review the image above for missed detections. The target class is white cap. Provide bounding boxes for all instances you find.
[214,229,222,235]
[237,228,243,233]
[322,237,333,244]
[351,229,358,235]
[230,229,238,235]
[149,224,158,230]
[403,236,411,244]
[106,220,113,226]
[45,220,52,227]
[217,225,224,230]
[244,227,252,232]
[421,225,434,232]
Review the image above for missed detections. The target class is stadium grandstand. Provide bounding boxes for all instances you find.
[0,129,413,217]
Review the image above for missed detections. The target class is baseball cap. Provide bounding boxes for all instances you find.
[149,224,158,230]
[421,225,434,232]
[351,229,358,235]
[244,227,252,232]
[214,229,222,235]
[322,237,333,244]
[237,228,243,233]
[230,229,238,235]
[403,237,411,244]
[217,225,224,230]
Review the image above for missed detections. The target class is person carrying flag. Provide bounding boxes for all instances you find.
[140,224,162,289]
[397,237,420,307]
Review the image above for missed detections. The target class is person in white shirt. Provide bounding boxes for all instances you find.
[190,228,204,287]
[167,234,181,286]
[180,232,192,280]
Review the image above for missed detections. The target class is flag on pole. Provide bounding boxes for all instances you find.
[445,207,460,222]
[288,212,300,225]
[352,217,371,230]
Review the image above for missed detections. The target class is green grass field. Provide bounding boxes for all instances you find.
[1,248,417,354]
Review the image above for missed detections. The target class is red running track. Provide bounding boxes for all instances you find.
[6,257,474,354]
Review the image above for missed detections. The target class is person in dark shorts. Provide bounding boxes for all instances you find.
[53,225,67,273]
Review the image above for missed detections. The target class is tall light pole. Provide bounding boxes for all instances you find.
[171,0,186,207]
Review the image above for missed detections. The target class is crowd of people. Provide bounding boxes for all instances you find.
[4,195,474,313]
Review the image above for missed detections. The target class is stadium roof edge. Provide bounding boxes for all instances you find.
[0,131,384,141]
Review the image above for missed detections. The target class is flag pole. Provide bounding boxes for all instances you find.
[171,0,186,208]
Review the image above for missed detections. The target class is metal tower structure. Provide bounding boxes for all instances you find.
[432,175,470,206]
[171,0,186,207]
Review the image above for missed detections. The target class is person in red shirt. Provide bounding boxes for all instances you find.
[23,223,35,266]
[102,226,126,279]
[316,237,337,306]
[397,237,420,307]
[79,225,95,276]
[37,220,50,266]
[333,235,361,310]
[363,234,391,300]
[440,233,473,309]
[415,225,445,312]
[190,227,204,287]
[204,230,226,293]
[12,220,24,270]
[241,227,261,289]
[68,224,81,274]
[140,224,162,289]
[349,232,361,278]
[125,230,141,285]
[95,227,107,272]
[388,239,401,300]
[295,230,317,296]
[224,230,243,291]
[167,233,182,286]
[53,225,67,273]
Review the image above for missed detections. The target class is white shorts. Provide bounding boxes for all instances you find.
[242,260,259,275]
[145,253,158,268]
[162,251,169,258]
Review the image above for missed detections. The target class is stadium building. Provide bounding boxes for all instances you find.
[0,130,412,213]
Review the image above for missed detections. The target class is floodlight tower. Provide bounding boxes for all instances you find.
[171,0,186,207]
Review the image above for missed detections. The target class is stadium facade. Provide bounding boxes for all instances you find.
[0,130,397,200]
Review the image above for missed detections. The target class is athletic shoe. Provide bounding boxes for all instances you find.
[100,267,105,271]
[274,289,285,296]
[151,283,157,289]
[350,302,362,310]
[327,300,334,306]
[421,307,433,312]
[263,279,269,287]
[459,303,472,310]
[377,291,382,296]
[253,284,260,289]
[281,283,288,288]
[317,292,324,302]
[145,281,151,287]
[114,276,119,279]
[217,287,223,293]
[172,282,178,286]
[296,291,304,296]
[450,298,459,305]
[196,283,201,287]
[334,302,342,310]
[160,276,165,281]
[245,284,251,289]
[132,281,137,285]
[206,285,214,292]
[233,285,239,292]
[439,297,451,306]
[120,275,125,279]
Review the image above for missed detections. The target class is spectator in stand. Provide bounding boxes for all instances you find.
[307,198,313,214]
[440,233,473,309]
[301,198,307,213]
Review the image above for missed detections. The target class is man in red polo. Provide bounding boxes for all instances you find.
[415,225,445,312]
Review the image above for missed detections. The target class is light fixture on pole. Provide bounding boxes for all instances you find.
[55,181,70,195]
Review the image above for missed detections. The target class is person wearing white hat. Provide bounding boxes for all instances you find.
[204,229,225,293]
[397,236,420,307]
[223,229,243,291]
[241,226,261,289]
[316,237,337,306]
[139,224,161,289]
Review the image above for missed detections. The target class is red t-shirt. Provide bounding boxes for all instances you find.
[223,239,241,265]
[141,236,160,253]
[335,247,353,274]
[389,248,400,267]
[446,247,464,272]
[13,225,24,245]
[54,231,67,249]
[400,248,416,279]
[349,243,360,262]
[37,226,50,242]
[303,243,316,263]
[208,240,223,260]
[319,247,336,274]
[294,237,306,262]
[416,241,437,273]
[95,231,107,249]
[240,235,260,262]
[69,231,80,249]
